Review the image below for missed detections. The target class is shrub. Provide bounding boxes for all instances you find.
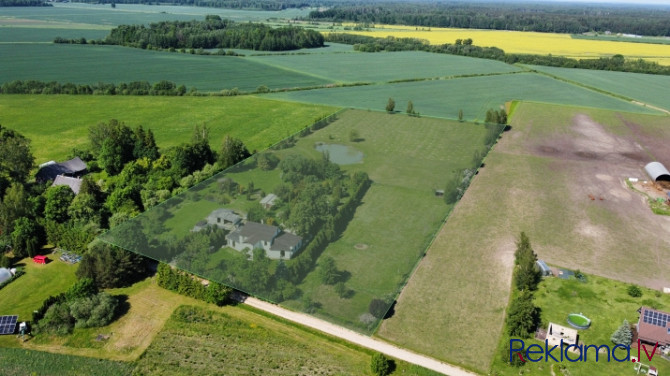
[627,285,642,298]
[370,353,391,376]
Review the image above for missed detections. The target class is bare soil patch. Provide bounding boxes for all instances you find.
[354,243,368,250]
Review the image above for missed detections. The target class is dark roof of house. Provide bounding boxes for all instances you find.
[36,157,87,182]
[270,232,302,252]
[208,209,241,223]
[52,175,83,195]
[637,306,670,345]
[227,222,278,245]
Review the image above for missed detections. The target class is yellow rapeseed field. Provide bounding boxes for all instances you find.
[335,25,670,65]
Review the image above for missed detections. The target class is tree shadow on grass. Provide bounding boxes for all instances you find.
[113,294,131,322]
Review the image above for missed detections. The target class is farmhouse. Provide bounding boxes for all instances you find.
[192,208,241,232]
[36,157,87,183]
[52,175,83,195]
[226,221,302,260]
[260,193,278,209]
[546,322,578,347]
[637,306,670,346]
[644,162,670,182]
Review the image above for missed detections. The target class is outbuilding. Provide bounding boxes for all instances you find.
[33,255,48,264]
[644,162,670,182]
[536,260,553,276]
[0,268,13,284]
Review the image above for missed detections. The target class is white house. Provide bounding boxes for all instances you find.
[226,221,302,260]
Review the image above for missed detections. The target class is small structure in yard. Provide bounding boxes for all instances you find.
[192,208,241,232]
[644,162,670,182]
[0,268,13,284]
[536,260,553,276]
[434,189,444,197]
[637,306,670,346]
[260,193,278,209]
[32,255,48,264]
[546,322,578,347]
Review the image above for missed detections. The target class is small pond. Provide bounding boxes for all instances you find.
[315,143,363,165]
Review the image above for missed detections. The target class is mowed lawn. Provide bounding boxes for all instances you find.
[378,102,670,373]
[265,72,658,120]
[0,257,78,324]
[249,51,521,83]
[527,65,670,112]
[0,44,331,92]
[0,95,337,162]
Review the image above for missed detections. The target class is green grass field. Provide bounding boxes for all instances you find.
[249,51,521,83]
[0,44,331,92]
[378,101,670,373]
[572,33,670,45]
[527,65,670,112]
[0,95,336,162]
[0,3,309,27]
[490,272,670,376]
[0,27,110,42]
[0,257,78,323]
[101,109,491,333]
[265,72,659,120]
[0,348,134,376]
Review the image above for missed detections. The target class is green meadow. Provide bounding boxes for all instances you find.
[0,348,133,376]
[265,72,659,120]
[0,95,336,162]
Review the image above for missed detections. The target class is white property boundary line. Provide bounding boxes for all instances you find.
[242,297,480,376]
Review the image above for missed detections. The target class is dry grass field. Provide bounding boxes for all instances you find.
[377,102,670,373]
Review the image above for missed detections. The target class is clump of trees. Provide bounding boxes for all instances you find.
[103,16,324,51]
[33,278,120,335]
[370,353,393,376]
[385,97,395,113]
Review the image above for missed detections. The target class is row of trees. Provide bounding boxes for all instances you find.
[309,2,670,36]
[156,263,231,306]
[503,233,542,367]
[104,15,324,51]
[326,34,670,76]
[1,80,188,96]
[58,0,313,10]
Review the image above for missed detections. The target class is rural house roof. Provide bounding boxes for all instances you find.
[644,162,670,182]
[227,222,279,246]
[36,157,87,182]
[637,306,670,346]
[208,209,241,224]
[52,175,83,195]
[270,232,302,252]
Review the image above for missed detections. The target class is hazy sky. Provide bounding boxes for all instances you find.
[544,0,670,3]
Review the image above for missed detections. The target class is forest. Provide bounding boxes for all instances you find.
[309,2,670,36]
[103,15,324,51]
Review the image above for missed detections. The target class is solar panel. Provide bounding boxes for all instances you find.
[0,315,18,335]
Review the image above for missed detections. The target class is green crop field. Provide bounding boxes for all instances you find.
[527,65,670,112]
[0,3,309,27]
[0,348,133,376]
[265,72,659,120]
[249,51,521,83]
[0,27,110,43]
[491,272,670,376]
[0,44,332,92]
[378,101,670,373]
[0,95,336,162]
[100,109,493,333]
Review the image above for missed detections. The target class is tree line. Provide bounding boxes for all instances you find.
[309,2,670,37]
[1,80,188,96]
[60,0,315,10]
[0,0,51,6]
[103,15,324,51]
[326,33,670,76]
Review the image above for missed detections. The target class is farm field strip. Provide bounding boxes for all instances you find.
[335,26,670,64]
[265,72,660,120]
[0,44,332,93]
[0,95,336,162]
[525,64,670,113]
[248,51,521,83]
